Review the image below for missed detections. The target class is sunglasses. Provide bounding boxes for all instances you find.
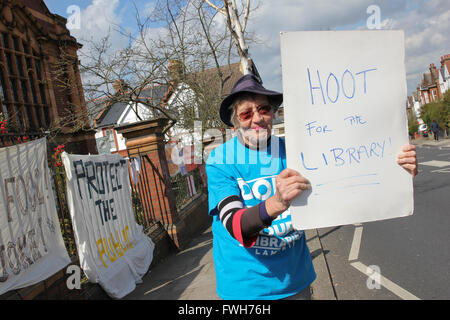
[237,105,272,121]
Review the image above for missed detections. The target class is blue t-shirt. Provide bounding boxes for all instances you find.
[206,135,316,300]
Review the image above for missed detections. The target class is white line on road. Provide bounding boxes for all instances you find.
[348,225,363,261]
[419,160,450,167]
[431,168,450,173]
[348,225,421,300]
[350,261,421,300]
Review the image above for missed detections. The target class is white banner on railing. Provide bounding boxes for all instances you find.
[0,138,70,295]
[61,152,154,299]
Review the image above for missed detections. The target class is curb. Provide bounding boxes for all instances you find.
[411,138,450,148]
[305,229,336,300]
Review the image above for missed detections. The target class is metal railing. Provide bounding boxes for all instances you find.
[128,149,173,230]
[170,166,206,211]
[2,133,207,256]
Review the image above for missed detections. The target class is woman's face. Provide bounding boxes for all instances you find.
[234,94,273,147]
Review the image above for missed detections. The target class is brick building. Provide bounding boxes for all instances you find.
[419,55,450,105]
[439,54,450,95]
[0,0,96,153]
[419,63,441,104]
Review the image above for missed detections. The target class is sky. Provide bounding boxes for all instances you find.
[44,0,450,96]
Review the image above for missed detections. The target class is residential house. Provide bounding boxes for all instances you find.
[272,106,285,137]
[419,55,450,105]
[166,61,245,144]
[419,64,441,104]
[412,90,424,124]
[0,0,96,153]
[439,54,450,95]
[90,82,171,156]
[166,60,285,144]
[411,54,450,126]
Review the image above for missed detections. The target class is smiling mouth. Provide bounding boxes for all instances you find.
[251,126,266,131]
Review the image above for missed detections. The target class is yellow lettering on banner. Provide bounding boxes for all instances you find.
[116,229,127,253]
[123,226,133,249]
[95,226,133,269]
[105,237,117,263]
[96,239,108,268]
[110,232,124,257]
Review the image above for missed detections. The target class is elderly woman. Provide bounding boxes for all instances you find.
[205,74,418,300]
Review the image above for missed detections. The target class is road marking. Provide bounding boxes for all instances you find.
[348,225,363,261]
[350,261,420,300]
[430,168,450,173]
[348,225,421,300]
[436,152,450,157]
[419,160,450,167]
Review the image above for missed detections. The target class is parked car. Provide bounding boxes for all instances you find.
[418,123,428,137]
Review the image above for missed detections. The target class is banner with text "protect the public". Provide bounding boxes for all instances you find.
[0,138,70,296]
[62,152,154,299]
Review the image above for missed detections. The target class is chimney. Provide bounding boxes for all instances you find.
[113,79,126,95]
[429,63,438,82]
[441,54,450,72]
[168,60,184,81]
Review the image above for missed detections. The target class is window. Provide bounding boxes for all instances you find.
[0,31,51,132]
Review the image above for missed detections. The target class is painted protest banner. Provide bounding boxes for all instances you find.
[62,152,154,299]
[0,138,70,295]
[280,30,413,230]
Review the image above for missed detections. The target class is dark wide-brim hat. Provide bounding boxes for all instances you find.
[220,74,283,127]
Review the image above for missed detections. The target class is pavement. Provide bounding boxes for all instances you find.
[123,136,450,301]
[410,135,450,148]
[124,225,336,300]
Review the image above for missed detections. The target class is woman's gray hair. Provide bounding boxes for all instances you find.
[228,92,274,128]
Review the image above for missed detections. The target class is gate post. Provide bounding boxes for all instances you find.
[115,118,187,249]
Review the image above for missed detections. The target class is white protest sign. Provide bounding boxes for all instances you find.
[280,30,413,230]
[0,138,70,295]
[62,152,154,299]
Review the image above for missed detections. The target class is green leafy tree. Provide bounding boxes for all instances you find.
[407,110,419,138]
[419,90,450,131]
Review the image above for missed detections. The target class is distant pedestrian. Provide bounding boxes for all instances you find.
[430,119,439,141]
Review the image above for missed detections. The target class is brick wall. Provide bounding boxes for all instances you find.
[0,257,110,300]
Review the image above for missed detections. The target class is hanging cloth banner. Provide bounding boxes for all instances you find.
[62,152,154,299]
[0,138,70,295]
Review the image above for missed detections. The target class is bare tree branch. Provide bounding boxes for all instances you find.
[204,0,226,14]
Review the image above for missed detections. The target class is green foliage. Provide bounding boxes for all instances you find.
[407,111,419,137]
[443,90,450,105]
[420,93,450,130]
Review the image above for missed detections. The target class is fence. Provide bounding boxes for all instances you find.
[1,132,209,299]
[2,133,207,257]
[0,132,44,148]
[128,148,206,231]
[170,167,206,211]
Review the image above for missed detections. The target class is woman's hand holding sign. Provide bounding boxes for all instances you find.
[266,168,311,218]
[397,144,418,177]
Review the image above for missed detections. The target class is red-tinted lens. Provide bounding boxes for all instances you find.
[257,105,271,115]
[238,105,271,121]
[238,110,253,121]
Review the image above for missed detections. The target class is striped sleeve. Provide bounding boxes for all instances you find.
[217,195,268,248]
